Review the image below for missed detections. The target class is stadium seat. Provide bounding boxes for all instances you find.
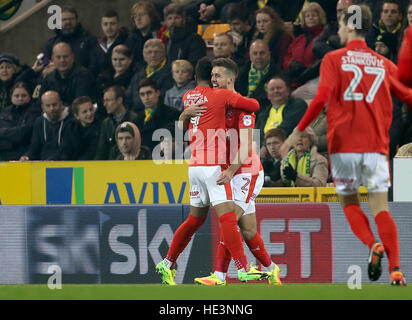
[197,24,231,46]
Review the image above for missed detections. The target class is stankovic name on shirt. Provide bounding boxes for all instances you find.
[341,51,384,67]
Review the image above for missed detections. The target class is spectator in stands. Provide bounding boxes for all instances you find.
[262,128,287,187]
[43,6,96,69]
[38,42,95,107]
[235,39,278,107]
[138,78,180,151]
[280,127,328,187]
[226,3,255,66]
[244,0,337,28]
[284,2,326,99]
[253,6,293,70]
[407,1,412,26]
[366,0,404,55]
[126,39,173,112]
[96,45,135,114]
[164,59,196,111]
[115,122,152,160]
[312,0,353,60]
[212,33,234,59]
[89,10,129,77]
[185,0,230,23]
[159,3,207,67]
[20,91,78,161]
[0,53,20,112]
[71,96,103,160]
[126,1,161,68]
[374,32,399,61]
[0,81,41,161]
[255,76,307,149]
[95,85,143,160]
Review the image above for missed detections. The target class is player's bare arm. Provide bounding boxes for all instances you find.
[217,127,253,185]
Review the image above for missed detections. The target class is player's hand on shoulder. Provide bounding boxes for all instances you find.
[184,103,207,117]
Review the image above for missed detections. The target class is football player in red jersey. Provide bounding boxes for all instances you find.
[282,5,412,286]
[194,58,281,286]
[156,57,270,285]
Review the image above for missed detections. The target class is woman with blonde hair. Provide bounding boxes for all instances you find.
[283,2,326,88]
[280,126,328,187]
[253,6,293,70]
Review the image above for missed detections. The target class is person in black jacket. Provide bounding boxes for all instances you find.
[20,91,79,161]
[160,3,207,67]
[365,0,404,54]
[125,1,162,69]
[96,44,135,116]
[89,10,129,77]
[125,39,174,113]
[235,39,278,107]
[0,53,20,112]
[38,42,96,107]
[71,96,103,160]
[137,78,180,151]
[95,85,144,160]
[0,81,41,161]
[255,76,307,151]
[43,6,96,69]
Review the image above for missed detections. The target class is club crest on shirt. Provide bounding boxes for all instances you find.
[243,115,252,126]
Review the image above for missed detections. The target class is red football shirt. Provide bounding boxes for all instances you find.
[183,86,259,166]
[297,40,412,155]
[225,107,262,175]
[398,25,412,88]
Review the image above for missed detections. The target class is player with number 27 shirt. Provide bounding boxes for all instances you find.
[282,5,412,286]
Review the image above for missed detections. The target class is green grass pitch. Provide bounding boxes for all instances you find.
[0,283,410,300]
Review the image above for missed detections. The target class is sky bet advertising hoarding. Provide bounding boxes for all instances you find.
[0,203,411,284]
[0,161,189,205]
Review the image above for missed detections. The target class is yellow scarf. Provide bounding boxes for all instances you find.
[248,62,270,97]
[144,107,156,123]
[257,0,268,9]
[146,59,166,78]
[283,149,311,187]
[294,0,310,26]
[379,20,402,35]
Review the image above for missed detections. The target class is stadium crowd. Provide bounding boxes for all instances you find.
[1,0,412,187]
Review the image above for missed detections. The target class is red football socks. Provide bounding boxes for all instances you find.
[343,204,376,249]
[215,231,231,273]
[219,212,248,270]
[166,214,206,269]
[245,232,272,267]
[375,211,400,272]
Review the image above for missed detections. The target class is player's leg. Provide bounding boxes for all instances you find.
[165,205,209,269]
[363,154,405,286]
[331,153,383,281]
[332,153,377,248]
[194,227,231,286]
[238,212,282,286]
[156,205,209,285]
[156,167,209,285]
